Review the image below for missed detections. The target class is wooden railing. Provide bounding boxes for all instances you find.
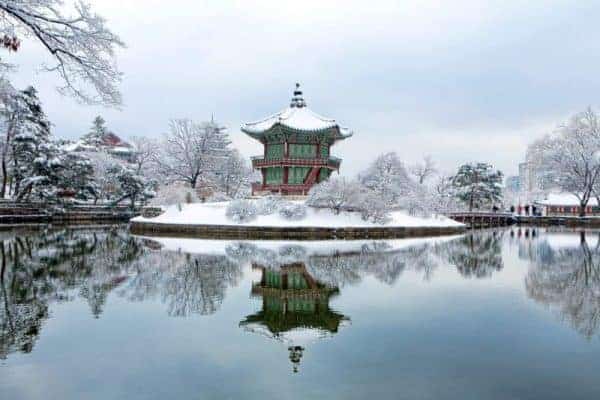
[252,183,313,194]
[251,156,341,170]
[445,211,516,228]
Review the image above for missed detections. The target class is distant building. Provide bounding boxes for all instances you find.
[64,131,137,162]
[518,161,537,195]
[533,193,600,216]
[241,84,352,196]
[505,175,521,192]
[517,158,559,203]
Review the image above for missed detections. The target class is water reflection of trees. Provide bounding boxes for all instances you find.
[124,253,241,317]
[0,228,511,360]
[524,231,600,339]
[0,228,241,359]
[225,241,439,287]
[438,231,504,278]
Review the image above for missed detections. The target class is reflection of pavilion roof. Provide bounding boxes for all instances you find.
[239,263,348,337]
[240,305,347,337]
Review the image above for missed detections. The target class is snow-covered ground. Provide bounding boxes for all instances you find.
[132,201,464,228]
[535,192,599,206]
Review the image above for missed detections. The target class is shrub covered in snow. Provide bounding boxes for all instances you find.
[358,152,415,207]
[308,177,393,223]
[151,182,198,211]
[226,199,258,223]
[358,190,391,224]
[307,178,362,214]
[278,202,307,221]
[206,192,231,203]
[256,195,283,215]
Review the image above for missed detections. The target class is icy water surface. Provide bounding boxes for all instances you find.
[1,226,600,399]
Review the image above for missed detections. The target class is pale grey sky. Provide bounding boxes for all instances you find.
[6,0,600,177]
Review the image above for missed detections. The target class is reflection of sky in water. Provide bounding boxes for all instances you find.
[1,227,600,399]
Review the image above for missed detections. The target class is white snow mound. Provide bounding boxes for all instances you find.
[132,201,464,228]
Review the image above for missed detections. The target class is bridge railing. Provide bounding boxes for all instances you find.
[446,211,513,218]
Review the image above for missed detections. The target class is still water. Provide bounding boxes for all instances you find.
[1,227,599,399]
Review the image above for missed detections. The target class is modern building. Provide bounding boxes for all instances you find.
[505,175,521,193]
[518,161,537,196]
[241,84,352,195]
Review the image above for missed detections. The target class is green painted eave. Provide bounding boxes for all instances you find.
[241,123,351,144]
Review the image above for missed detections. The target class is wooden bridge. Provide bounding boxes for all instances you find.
[446,212,516,228]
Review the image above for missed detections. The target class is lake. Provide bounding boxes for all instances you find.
[1,226,599,399]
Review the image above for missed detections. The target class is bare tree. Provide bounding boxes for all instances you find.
[0,1,124,106]
[156,119,231,189]
[213,149,251,199]
[130,135,159,175]
[307,177,362,214]
[541,108,600,216]
[0,77,16,197]
[410,155,438,184]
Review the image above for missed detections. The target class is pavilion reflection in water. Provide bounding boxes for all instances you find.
[240,262,349,373]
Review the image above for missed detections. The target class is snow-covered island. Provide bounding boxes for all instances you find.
[131,198,465,239]
[133,201,462,228]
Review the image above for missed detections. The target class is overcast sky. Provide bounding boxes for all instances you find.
[6,0,600,177]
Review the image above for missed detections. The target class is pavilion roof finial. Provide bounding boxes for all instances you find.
[290,82,306,108]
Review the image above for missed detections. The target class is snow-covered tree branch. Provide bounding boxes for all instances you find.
[155,118,231,190]
[0,0,124,106]
[536,108,600,216]
[451,162,503,211]
[410,155,438,185]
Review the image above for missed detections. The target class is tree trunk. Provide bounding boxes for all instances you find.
[0,157,6,199]
[469,192,474,211]
[0,241,5,283]
[580,201,587,217]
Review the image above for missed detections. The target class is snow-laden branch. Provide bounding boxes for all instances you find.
[0,0,124,106]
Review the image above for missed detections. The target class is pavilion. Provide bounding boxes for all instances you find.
[241,84,352,195]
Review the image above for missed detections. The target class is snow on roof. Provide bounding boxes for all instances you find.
[62,141,81,152]
[109,146,135,153]
[62,140,95,152]
[243,106,347,133]
[241,84,351,135]
[534,193,599,206]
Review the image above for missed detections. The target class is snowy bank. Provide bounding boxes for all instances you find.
[130,201,465,239]
[132,201,463,229]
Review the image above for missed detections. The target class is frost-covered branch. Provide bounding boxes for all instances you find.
[0,0,124,106]
[410,155,438,185]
